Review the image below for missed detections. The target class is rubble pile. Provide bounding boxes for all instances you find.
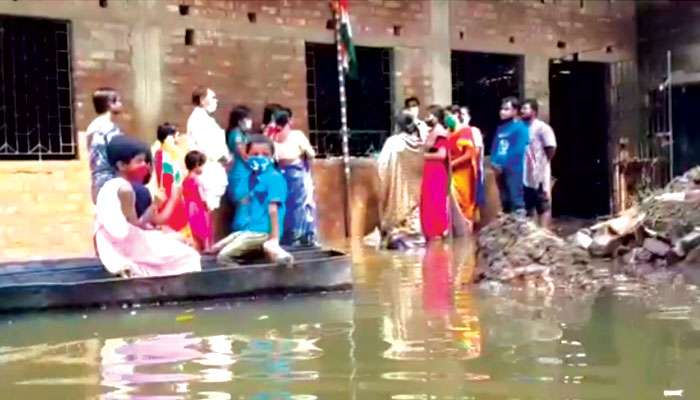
[476,214,598,290]
[575,166,700,275]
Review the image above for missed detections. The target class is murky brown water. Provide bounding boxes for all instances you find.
[2,239,700,399]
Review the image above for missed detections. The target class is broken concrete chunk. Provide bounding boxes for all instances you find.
[643,237,672,257]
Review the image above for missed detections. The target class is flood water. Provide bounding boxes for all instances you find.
[2,240,700,399]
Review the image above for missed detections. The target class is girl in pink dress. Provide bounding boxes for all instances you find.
[182,150,213,252]
[94,135,201,278]
[420,105,451,241]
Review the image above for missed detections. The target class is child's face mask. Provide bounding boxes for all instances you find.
[248,155,272,172]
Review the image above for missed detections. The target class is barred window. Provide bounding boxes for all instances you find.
[0,15,75,160]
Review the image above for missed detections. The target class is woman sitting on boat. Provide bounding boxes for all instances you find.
[269,108,318,247]
[94,135,201,278]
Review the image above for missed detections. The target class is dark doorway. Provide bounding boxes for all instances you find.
[451,51,523,153]
[305,43,392,157]
[672,84,700,175]
[549,60,610,218]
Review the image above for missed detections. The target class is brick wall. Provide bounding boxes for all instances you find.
[0,0,638,261]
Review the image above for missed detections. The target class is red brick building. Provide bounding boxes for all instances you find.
[0,0,638,260]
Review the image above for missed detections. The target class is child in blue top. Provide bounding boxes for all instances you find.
[490,97,530,214]
[213,134,293,265]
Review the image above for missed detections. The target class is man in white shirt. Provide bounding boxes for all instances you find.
[403,96,428,142]
[186,86,231,210]
[521,99,557,227]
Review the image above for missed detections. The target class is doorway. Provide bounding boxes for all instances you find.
[451,51,523,153]
[549,60,610,219]
[672,84,700,175]
[305,43,392,157]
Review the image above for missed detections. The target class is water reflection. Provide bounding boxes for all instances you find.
[3,242,700,398]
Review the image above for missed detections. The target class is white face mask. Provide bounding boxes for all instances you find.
[408,106,419,118]
[241,118,252,131]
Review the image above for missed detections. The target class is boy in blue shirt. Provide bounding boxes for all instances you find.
[490,97,530,215]
[213,134,293,265]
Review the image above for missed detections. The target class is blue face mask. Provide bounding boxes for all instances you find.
[248,155,272,172]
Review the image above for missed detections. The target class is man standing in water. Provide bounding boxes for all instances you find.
[86,87,124,203]
[521,99,557,227]
[187,86,231,210]
[490,97,530,216]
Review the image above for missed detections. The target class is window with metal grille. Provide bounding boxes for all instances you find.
[0,15,75,160]
[305,42,393,158]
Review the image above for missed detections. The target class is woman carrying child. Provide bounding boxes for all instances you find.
[94,135,201,278]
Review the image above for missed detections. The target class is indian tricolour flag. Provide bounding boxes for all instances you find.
[336,0,357,78]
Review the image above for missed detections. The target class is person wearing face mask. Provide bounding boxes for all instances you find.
[420,105,451,241]
[94,135,201,278]
[490,97,530,216]
[404,97,429,142]
[271,108,318,247]
[86,87,125,203]
[451,105,486,213]
[226,105,254,232]
[212,134,292,265]
[373,112,425,249]
[445,109,480,234]
[186,86,231,210]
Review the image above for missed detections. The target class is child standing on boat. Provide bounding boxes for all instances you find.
[182,150,213,252]
[94,135,201,278]
[212,134,293,265]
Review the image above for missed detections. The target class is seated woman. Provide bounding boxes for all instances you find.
[94,135,201,278]
[212,134,292,265]
[270,108,318,246]
[375,112,425,249]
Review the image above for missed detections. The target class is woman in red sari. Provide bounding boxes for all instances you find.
[446,113,479,233]
[420,105,450,240]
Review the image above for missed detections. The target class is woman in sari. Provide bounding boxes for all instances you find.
[95,135,201,278]
[226,105,253,232]
[420,105,450,241]
[446,113,480,233]
[152,123,190,238]
[270,108,318,246]
[376,112,425,249]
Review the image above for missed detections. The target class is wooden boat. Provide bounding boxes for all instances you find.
[0,248,352,313]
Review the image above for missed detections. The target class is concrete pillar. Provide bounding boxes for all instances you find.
[130,2,163,142]
[429,0,452,106]
[524,54,550,121]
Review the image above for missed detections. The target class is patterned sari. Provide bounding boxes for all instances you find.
[279,159,317,246]
[448,127,480,225]
[153,141,190,237]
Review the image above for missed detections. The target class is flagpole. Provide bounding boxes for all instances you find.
[333,0,352,238]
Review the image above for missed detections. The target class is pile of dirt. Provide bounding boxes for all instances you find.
[476,214,599,290]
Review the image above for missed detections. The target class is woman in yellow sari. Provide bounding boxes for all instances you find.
[445,113,480,233]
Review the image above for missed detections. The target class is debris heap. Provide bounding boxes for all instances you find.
[575,166,700,274]
[476,214,597,289]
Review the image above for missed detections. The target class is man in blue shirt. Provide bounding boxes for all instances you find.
[214,134,292,265]
[490,97,530,215]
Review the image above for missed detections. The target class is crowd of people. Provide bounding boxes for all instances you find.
[86,86,317,277]
[84,84,557,277]
[374,96,557,249]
